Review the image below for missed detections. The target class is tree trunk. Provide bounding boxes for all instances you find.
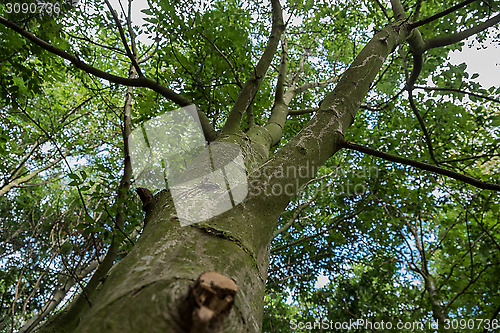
[39,23,408,333]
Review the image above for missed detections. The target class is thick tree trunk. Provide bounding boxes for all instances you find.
[71,185,286,333]
[39,23,408,333]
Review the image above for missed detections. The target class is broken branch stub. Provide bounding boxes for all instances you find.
[188,271,238,333]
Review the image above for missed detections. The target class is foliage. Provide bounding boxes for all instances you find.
[0,0,499,332]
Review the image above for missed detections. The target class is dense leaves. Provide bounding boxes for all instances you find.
[0,0,499,332]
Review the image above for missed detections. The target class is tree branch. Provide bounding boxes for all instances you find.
[274,36,288,104]
[293,76,338,96]
[342,141,500,191]
[0,155,67,197]
[200,32,243,88]
[0,15,216,141]
[271,204,368,253]
[414,85,500,104]
[413,0,424,21]
[103,0,142,77]
[288,108,317,115]
[221,0,284,133]
[408,91,439,163]
[410,0,478,29]
[104,0,144,77]
[424,13,500,50]
[18,261,100,333]
[374,0,391,21]
[390,0,406,21]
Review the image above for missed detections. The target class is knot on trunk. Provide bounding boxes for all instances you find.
[188,271,238,333]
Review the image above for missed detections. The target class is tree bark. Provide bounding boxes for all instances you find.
[39,22,409,333]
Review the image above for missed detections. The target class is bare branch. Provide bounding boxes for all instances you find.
[374,0,391,21]
[288,108,317,115]
[289,51,307,87]
[293,76,338,96]
[410,0,478,29]
[103,0,142,76]
[221,0,285,133]
[200,32,243,88]
[19,261,100,333]
[274,36,288,104]
[0,156,67,197]
[342,141,500,191]
[414,85,500,104]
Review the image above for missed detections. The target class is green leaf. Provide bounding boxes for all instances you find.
[68,173,80,180]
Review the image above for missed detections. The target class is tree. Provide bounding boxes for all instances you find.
[1,0,499,332]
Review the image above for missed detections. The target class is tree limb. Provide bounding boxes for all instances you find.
[0,15,216,141]
[221,0,284,133]
[288,108,317,115]
[424,13,500,51]
[342,141,500,191]
[292,76,338,96]
[410,0,478,29]
[274,36,288,104]
[413,0,424,21]
[0,156,67,197]
[200,32,243,88]
[103,0,142,77]
[414,85,500,104]
[374,0,391,21]
[390,0,406,21]
[18,261,100,333]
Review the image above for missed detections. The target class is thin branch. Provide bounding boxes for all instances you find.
[342,141,500,191]
[374,0,391,21]
[410,0,478,29]
[293,76,338,96]
[36,65,138,331]
[221,0,284,133]
[399,48,437,163]
[271,203,369,253]
[289,51,307,86]
[126,0,138,56]
[408,91,439,163]
[0,16,216,141]
[413,0,424,21]
[103,0,142,77]
[18,261,100,333]
[445,262,499,311]
[273,169,338,238]
[274,36,288,104]
[288,108,317,115]
[414,85,500,104]
[200,32,243,88]
[0,155,68,197]
[64,31,126,55]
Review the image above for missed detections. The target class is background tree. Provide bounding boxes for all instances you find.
[0,0,499,332]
